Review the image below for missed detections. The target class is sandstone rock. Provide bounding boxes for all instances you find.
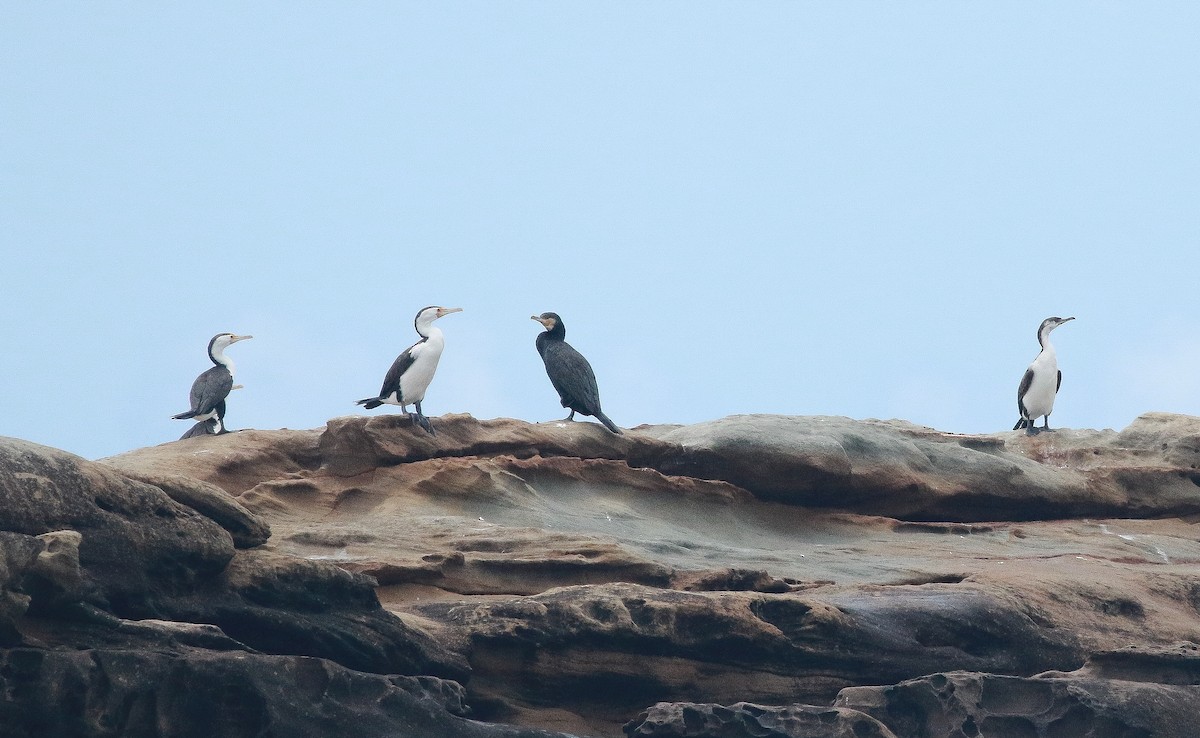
[115,618,252,652]
[0,647,577,738]
[623,702,898,738]
[108,469,271,548]
[413,579,1083,733]
[1063,641,1200,684]
[834,644,1200,738]
[105,413,1200,523]
[0,437,234,617]
[647,414,1200,520]
[0,531,40,645]
[317,414,674,478]
[170,547,471,680]
[2,436,469,683]
[24,529,85,612]
[13,413,1199,737]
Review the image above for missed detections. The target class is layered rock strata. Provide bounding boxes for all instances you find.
[0,412,1196,736]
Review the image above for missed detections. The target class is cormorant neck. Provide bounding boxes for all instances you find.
[1038,325,1053,351]
[415,316,438,338]
[1037,331,1057,358]
[210,346,235,375]
[418,323,443,342]
[544,322,566,342]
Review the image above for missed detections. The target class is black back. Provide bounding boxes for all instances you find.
[377,339,425,401]
[536,314,603,417]
[189,365,234,416]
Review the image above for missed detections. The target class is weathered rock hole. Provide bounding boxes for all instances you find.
[4,649,45,678]
[1047,704,1096,738]
[292,657,332,699]
[682,706,707,731]
[213,684,270,738]
[980,715,1039,738]
[584,600,624,623]
[980,678,1054,715]
[748,598,814,633]
[892,573,968,586]
[853,719,881,737]
[1098,597,1145,619]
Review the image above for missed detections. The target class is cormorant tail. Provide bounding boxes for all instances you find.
[357,398,383,410]
[179,420,217,440]
[595,411,622,435]
[172,410,198,420]
[1013,418,1029,431]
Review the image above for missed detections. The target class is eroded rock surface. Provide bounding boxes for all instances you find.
[0,648,568,738]
[648,413,1200,520]
[624,702,898,738]
[1,412,1198,736]
[835,643,1200,738]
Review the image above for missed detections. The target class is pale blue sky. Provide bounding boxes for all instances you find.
[2,4,1198,459]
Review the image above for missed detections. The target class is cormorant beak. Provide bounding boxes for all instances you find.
[531,315,552,329]
[437,307,463,318]
[231,334,253,343]
[1062,317,1075,324]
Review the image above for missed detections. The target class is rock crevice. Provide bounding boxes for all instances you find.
[0,412,1197,736]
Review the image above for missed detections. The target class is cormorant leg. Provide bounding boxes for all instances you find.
[414,402,435,436]
[561,410,576,422]
[1024,420,1040,436]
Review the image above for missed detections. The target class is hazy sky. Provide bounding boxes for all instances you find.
[3,4,1198,460]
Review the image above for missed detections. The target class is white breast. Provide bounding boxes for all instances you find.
[1022,348,1059,419]
[399,331,445,404]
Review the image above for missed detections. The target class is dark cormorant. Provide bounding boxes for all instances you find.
[1014,316,1074,435]
[531,312,621,434]
[356,305,462,435]
[172,333,252,437]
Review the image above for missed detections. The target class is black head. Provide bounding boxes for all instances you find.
[531,312,566,339]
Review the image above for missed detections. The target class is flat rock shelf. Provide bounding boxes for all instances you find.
[0,412,1196,737]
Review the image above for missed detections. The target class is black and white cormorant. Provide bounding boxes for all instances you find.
[1014,316,1074,435]
[356,305,462,435]
[531,312,621,434]
[172,332,252,438]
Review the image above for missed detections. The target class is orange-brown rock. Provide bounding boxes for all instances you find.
[3,412,1200,737]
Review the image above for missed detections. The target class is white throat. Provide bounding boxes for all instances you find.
[1037,328,1057,358]
[415,316,439,338]
[423,325,445,348]
[211,346,236,377]
[1037,341,1056,364]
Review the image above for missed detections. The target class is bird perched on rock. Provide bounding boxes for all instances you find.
[172,332,252,437]
[1014,316,1074,435]
[356,305,462,435]
[531,312,621,434]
